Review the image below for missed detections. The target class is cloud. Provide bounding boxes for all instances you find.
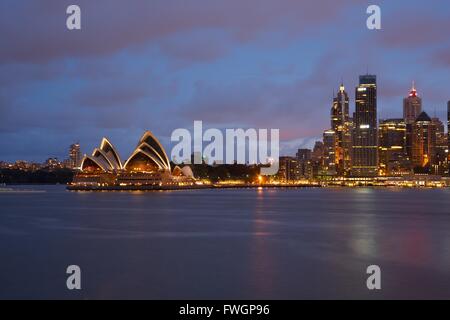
[0,0,358,64]
[1,0,450,162]
[432,47,450,68]
[76,83,148,108]
[158,30,234,67]
[179,72,333,141]
[375,4,450,48]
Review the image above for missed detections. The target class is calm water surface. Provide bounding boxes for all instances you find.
[1,185,450,299]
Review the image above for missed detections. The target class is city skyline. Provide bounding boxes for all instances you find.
[3,2,450,302]
[1,1,450,162]
[1,75,448,169]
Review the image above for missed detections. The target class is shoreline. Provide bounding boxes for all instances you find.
[65,183,449,191]
[66,184,321,191]
[2,183,449,191]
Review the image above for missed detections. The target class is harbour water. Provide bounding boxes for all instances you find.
[1,185,450,299]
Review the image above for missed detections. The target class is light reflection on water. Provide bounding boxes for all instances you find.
[0,185,450,299]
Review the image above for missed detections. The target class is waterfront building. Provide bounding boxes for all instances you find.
[403,82,422,124]
[412,112,436,169]
[331,83,352,176]
[74,131,194,187]
[322,129,336,176]
[69,143,82,169]
[44,158,63,170]
[311,141,324,162]
[433,117,446,148]
[352,75,378,177]
[277,156,300,181]
[305,142,324,179]
[12,160,31,170]
[378,119,409,176]
[403,83,422,161]
[295,148,315,179]
[432,117,447,175]
[296,149,311,162]
[448,101,450,160]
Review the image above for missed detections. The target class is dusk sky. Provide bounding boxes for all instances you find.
[1,0,450,162]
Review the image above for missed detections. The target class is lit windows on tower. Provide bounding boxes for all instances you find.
[352,75,378,177]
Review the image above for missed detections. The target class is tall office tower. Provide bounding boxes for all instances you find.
[412,112,436,168]
[69,143,81,169]
[352,75,378,177]
[331,83,352,176]
[432,117,447,174]
[322,129,336,175]
[403,82,422,124]
[296,149,311,162]
[448,101,450,158]
[277,156,300,181]
[403,83,422,161]
[312,141,324,161]
[310,141,324,178]
[432,117,446,147]
[296,148,312,178]
[378,119,408,176]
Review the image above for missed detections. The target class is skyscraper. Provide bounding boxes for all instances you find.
[296,149,311,162]
[296,148,313,179]
[403,83,422,161]
[331,83,352,176]
[310,141,324,178]
[322,129,336,176]
[277,156,300,181]
[69,143,81,169]
[403,82,422,124]
[412,112,436,169]
[352,75,378,177]
[378,119,408,176]
[432,117,446,149]
[432,117,447,174]
[448,101,450,158]
[312,141,324,162]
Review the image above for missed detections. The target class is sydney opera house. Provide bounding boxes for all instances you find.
[70,131,195,190]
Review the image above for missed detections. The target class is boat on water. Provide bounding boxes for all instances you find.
[0,186,46,193]
[0,187,15,192]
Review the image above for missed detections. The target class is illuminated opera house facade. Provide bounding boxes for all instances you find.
[71,131,195,189]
